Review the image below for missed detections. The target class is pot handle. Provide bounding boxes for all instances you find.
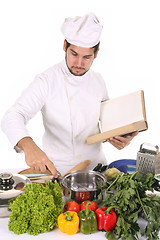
[93,163,108,173]
[93,163,102,171]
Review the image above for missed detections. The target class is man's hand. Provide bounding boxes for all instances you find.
[17,137,58,177]
[106,131,139,150]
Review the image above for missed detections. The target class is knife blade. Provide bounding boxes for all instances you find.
[23,174,52,178]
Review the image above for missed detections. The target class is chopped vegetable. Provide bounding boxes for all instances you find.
[8,181,63,235]
[95,206,117,231]
[78,201,97,234]
[101,171,160,240]
[63,201,80,213]
[80,200,98,212]
[57,211,79,235]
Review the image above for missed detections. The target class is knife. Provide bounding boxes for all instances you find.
[23,174,52,178]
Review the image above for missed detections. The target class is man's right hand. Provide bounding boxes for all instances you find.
[17,137,58,177]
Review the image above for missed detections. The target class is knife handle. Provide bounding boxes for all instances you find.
[52,177,61,185]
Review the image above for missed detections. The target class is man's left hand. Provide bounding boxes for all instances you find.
[105,131,139,150]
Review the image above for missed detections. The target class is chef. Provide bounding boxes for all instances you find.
[1,13,138,176]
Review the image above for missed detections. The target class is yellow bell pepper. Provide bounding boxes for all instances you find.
[57,211,79,235]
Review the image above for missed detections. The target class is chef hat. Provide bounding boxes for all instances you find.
[61,13,103,48]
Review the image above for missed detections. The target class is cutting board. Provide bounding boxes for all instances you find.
[18,168,52,175]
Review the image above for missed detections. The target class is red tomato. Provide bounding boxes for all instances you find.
[80,201,98,212]
[63,201,80,213]
[74,191,91,203]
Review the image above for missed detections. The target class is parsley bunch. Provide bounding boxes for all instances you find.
[102,172,160,240]
[8,181,63,235]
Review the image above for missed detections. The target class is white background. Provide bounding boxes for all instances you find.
[0,0,160,171]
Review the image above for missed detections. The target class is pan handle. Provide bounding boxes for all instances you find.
[99,165,108,173]
[93,163,102,172]
[93,163,108,173]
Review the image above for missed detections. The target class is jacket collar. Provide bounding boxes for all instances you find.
[62,59,90,82]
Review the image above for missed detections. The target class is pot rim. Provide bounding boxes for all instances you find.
[61,169,106,191]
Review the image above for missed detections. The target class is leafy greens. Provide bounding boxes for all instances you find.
[101,172,160,240]
[8,181,63,235]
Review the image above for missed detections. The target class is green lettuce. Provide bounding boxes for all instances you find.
[8,181,63,235]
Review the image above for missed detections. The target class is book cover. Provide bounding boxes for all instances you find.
[86,90,148,145]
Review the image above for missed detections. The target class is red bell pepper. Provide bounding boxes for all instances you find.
[95,206,117,231]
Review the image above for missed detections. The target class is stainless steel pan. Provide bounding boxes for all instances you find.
[52,170,106,203]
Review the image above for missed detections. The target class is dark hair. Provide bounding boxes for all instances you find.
[65,40,100,55]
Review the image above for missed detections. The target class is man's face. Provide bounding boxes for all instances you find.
[63,41,98,76]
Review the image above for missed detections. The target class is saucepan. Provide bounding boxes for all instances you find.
[52,169,106,203]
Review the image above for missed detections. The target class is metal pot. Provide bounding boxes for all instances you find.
[53,170,106,203]
[0,172,31,217]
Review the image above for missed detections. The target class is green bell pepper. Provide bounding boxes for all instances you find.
[78,201,97,234]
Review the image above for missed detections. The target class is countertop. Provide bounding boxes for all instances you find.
[0,168,160,240]
[1,217,158,240]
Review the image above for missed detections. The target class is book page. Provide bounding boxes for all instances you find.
[100,91,144,132]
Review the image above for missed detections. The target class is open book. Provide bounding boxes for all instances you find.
[86,90,148,145]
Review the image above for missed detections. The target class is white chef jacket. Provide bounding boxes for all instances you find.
[1,60,109,174]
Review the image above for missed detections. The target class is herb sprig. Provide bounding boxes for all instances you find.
[102,172,160,240]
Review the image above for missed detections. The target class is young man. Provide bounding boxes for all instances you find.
[1,13,138,176]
